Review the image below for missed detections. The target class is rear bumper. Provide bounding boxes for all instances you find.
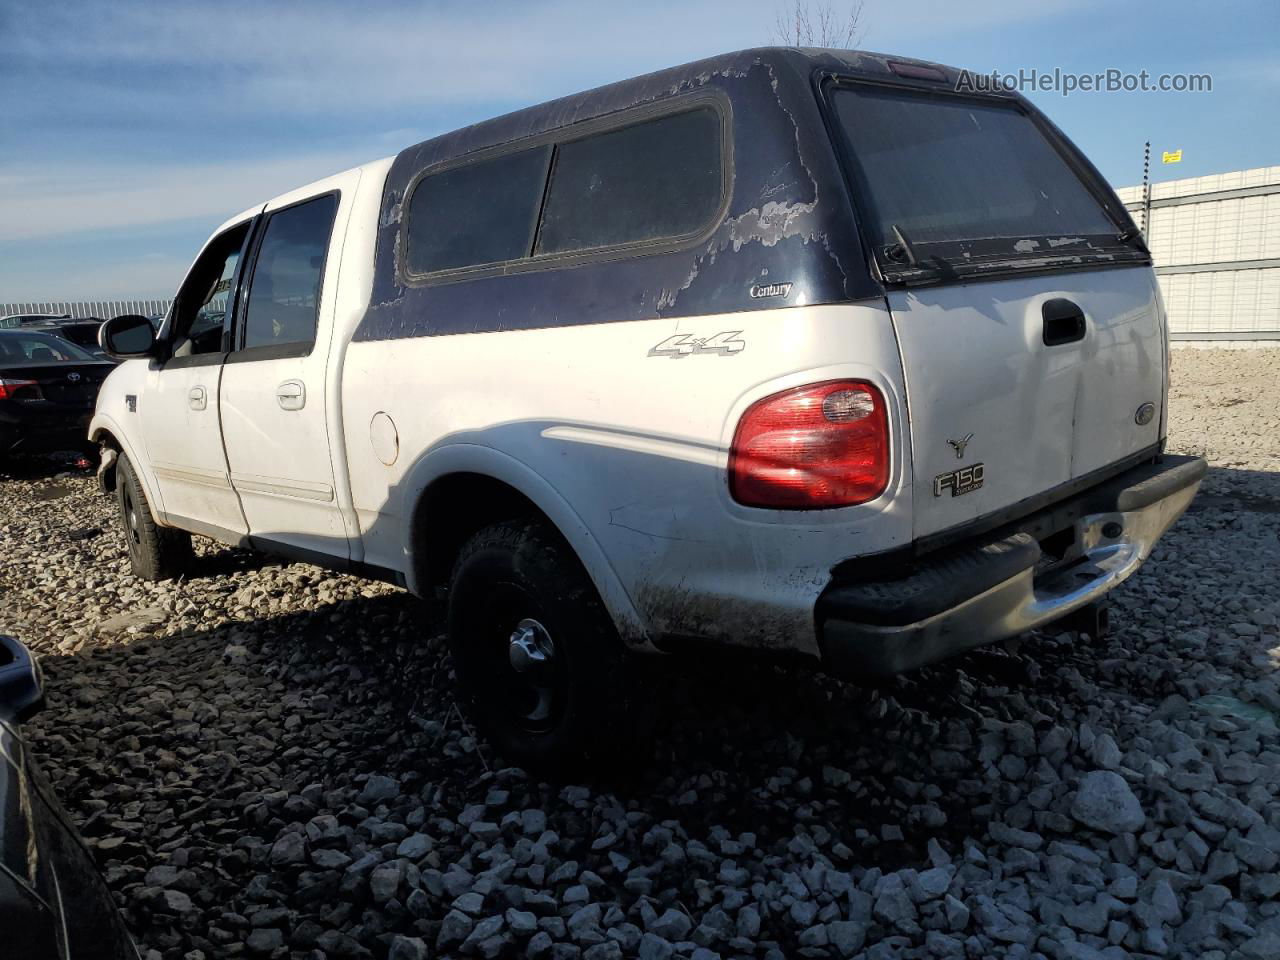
[817,454,1206,678]
[0,402,94,453]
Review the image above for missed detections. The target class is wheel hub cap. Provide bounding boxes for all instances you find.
[508,618,554,673]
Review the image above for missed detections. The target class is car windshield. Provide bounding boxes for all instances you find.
[830,84,1133,275]
[0,330,98,363]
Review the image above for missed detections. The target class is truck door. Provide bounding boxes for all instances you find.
[140,220,253,537]
[218,182,352,557]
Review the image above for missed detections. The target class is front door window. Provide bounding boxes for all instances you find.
[168,223,250,358]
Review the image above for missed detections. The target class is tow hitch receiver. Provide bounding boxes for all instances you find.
[1059,601,1111,641]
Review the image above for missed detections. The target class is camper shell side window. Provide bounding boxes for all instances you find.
[401,94,732,284]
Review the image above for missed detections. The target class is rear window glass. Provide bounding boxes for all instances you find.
[830,86,1117,254]
[535,108,724,255]
[241,194,339,351]
[406,146,552,275]
[0,331,96,362]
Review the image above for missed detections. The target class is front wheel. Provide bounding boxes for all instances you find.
[116,453,193,580]
[447,519,637,771]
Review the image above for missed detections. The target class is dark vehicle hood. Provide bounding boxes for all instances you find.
[0,721,61,956]
[1,719,139,959]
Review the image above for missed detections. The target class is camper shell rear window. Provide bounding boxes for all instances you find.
[827,82,1147,284]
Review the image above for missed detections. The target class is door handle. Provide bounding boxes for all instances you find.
[276,380,306,411]
[188,385,206,410]
[1042,298,1087,346]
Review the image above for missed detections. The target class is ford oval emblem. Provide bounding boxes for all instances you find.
[1135,402,1156,426]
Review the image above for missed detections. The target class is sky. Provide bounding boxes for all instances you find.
[2,0,1276,301]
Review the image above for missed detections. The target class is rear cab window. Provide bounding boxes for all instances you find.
[0,332,96,363]
[827,83,1146,284]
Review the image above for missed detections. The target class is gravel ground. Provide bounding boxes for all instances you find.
[2,348,1278,960]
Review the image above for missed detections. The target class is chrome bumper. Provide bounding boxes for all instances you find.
[819,455,1206,678]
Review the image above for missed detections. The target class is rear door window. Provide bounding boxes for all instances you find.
[829,85,1134,278]
[240,194,339,353]
[535,107,723,255]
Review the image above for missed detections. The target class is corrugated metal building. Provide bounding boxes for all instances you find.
[0,299,172,322]
[1115,165,1280,345]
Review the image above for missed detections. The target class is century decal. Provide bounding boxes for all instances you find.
[749,281,793,300]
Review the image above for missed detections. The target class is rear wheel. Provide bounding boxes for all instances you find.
[447,519,637,771]
[116,453,192,580]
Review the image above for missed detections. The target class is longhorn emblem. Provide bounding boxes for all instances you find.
[947,433,974,459]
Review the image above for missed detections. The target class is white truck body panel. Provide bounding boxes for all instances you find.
[889,267,1166,540]
[138,357,246,534]
[341,301,912,654]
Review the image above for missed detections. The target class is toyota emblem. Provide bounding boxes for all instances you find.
[67,372,82,382]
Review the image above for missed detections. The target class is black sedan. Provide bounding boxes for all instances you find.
[1,635,139,958]
[0,329,114,458]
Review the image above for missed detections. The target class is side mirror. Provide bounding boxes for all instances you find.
[0,636,44,723]
[99,314,157,359]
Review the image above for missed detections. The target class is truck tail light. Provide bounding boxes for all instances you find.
[0,378,40,401]
[729,379,889,509]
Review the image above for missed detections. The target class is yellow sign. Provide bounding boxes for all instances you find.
[1162,149,1183,164]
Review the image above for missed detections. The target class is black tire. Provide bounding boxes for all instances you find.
[447,518,638,771]
[116,453,193,580]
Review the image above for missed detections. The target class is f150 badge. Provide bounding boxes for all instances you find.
[648,331,746,359]
[934,463,985,498]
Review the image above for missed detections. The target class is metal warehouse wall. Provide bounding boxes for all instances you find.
[0,300,172,321]
[1116,166,1280,343]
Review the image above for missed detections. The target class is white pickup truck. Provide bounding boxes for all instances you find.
[92,48,1204,766]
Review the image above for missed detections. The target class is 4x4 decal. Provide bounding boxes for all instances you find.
[648,331,746,359]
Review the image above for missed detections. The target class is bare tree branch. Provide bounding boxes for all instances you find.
[772,0,865,48]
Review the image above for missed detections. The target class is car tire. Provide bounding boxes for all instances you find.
[116,453,192,580]
[447,518,640,772]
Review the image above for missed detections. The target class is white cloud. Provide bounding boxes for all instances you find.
[0,0,1113,299]
[0,147,393,242]
[6,0,738,114]
[32,255,193,302]
[5,0,1092,117]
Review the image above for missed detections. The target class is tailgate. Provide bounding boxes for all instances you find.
[889,268,1164,539]
[824,77,1162,541]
